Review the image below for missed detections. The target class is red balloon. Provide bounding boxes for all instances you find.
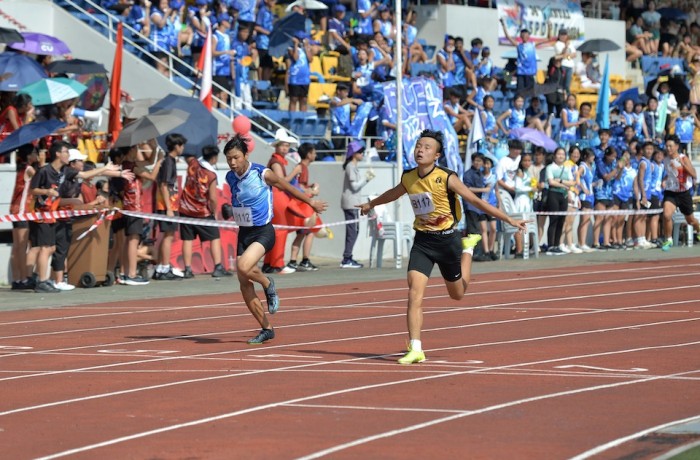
[232,115,251,135]
[242,133,255,153]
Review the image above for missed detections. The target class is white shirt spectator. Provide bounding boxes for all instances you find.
[554,40,576,70]
[496,155,521,190]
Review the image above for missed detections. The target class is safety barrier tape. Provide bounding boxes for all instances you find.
[533,208,664,216]
[0,209,100,223]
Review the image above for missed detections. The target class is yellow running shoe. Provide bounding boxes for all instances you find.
[398,349,426,364]
[462,234,482,251]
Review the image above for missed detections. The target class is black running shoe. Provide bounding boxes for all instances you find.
[264,276,279,314]
[34,280,60,293]
[183,267,194,279]
[211,265,233,277]
[247,328,275,344]
[298,260,319,271]
[153,270,182,281]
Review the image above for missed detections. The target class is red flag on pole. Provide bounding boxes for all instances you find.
[199,27,212,111]
[108,22,123,141]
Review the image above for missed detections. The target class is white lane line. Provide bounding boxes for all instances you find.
[1,270,687,340]
[2,261,696,327]
[34,341,700,460]
[570,414,700,460]
[1,314,698,417]
[296,368,700,460]
[282,403,471,414]
[1,290,698,381]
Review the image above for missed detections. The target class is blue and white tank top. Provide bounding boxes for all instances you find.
[484,110,497,134]
[288,45,311,85]
[639,157,653,200]
[213,30,232,77]
[516,42,537,76]
[579,162,594,205]
[650,162,664,198]
[612,166,636,201]
[331,96,351,134]
[675,116,694,143]
[357,0,373,34]
[436,49,455,87]
[508,108,526,130]
[560,108,579,141]
[225,163,273,227]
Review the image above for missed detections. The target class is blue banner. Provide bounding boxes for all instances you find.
[382,77,463,178]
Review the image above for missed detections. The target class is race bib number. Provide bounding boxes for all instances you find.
[409,192,435,215]
[232,207,253,226]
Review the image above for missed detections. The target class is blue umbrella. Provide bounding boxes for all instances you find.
[268,13,306,59]
[611,87,648,109]
[149,95,218,157]
[0,120,66,155]
[0,52,47,91]
[658,7,687,21]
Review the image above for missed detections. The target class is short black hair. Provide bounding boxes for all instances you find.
[165,133,187,151]
[83,160,96,172]
[224,134,251,156]
[665,134,680,144]
[418,129,444,153]
[471,153,484,162]
[298,142,315,160]
[508,139,524,150]
[599,128,611,136]
[49,140,72,161]
[202,145,220,161]
[604,146,617,156]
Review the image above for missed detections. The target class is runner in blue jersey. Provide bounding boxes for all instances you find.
[224,135,327,344]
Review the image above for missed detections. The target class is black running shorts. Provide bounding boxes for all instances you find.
[237,222,275,255]
[408,230,462,281]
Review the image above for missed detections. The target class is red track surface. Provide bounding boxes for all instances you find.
[1,258,700,459]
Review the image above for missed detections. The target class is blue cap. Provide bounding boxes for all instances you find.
[195,0,208,6]
[218,13,231,23]
[482,46,490,53]
[377,4,389,11]
[333,4,346,12]
[170,0,184,9]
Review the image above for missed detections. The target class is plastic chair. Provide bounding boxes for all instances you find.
[367,203,413,268]
[496,189,539,259]
[308,82,336,109]
[321,55,351,83]
[672,211,700,246]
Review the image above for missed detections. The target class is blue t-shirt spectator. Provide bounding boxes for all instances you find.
[255,3,274,51]
[517,41,537,76]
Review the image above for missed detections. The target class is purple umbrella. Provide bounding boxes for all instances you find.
[509,127,558,151]
[8,32,71,56]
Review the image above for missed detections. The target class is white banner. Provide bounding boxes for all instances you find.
[497,0,585,47]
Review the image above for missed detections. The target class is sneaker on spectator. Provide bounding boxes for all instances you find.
[579,244,594,253]
[559,244,571,254]
[211,265,233,277]
[298,259,319,271]
[286,261,299,271]
[34,280,60,293]
[170,267,185,277]
[183,267,194,279]
[473,253,491,262]
[489,251,499,261]
[340,259,363,268]
[569,245,583,254]
[153,269,183,281]
[261,264,274,274]
[278,265,296,274]
[11,279,32,290]
[546,247,564,256]
[54,281,75,291]
[123,275,150,286]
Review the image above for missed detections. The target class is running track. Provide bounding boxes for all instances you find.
[1,258,700,459]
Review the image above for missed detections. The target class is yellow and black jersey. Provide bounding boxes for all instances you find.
[401,166,462,232]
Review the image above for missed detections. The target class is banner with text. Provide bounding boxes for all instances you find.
[382,77,463,178]
[497,0,585,46]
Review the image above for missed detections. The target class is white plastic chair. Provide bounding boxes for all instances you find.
[497,189,539,259]
[367,203,413,268]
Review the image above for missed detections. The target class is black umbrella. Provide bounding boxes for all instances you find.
[518,82,559,98]
[46,59,108,75]
[268,12,306,58]
[577,39,620,53]
[114,109,188,148]
[0,27,23,44]
[149,95,218,156]
[645,74,690,108]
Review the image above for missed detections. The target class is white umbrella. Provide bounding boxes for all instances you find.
[285,0,328,12]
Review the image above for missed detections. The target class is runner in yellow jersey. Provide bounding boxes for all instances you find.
[358,130,529,364]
